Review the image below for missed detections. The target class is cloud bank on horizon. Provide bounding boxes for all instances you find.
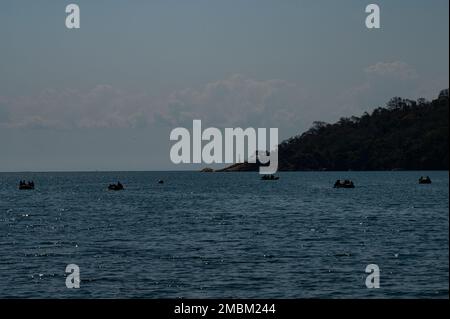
[0,62,445,131]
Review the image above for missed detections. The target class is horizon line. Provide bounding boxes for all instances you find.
[0,169,448,174]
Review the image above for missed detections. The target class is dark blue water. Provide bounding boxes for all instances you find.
[0,171,448,298]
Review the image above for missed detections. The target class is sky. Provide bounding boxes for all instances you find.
[0,0,448,172]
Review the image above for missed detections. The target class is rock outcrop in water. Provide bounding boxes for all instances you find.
[220,89,449,171]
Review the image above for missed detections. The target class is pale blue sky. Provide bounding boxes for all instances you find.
[0,0,448,171]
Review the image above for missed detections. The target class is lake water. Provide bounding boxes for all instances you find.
[0,171,448,298]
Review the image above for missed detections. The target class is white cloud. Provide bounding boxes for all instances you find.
[161,74,312,129]
[0,85,158,129]
[0,68,444,136]
[364,61,418,81]
[0,75,314,134]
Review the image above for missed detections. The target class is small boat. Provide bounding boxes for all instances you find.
[158,180,164,184]
[419,176,432,184]
[334,179,355,188]
[108,182,124,191]
[19,181,35,190]
[261,174,279,180]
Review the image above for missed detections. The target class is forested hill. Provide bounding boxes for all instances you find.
[222,89,449,171]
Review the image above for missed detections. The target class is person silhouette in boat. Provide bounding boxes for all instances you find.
[419,176,432,184]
